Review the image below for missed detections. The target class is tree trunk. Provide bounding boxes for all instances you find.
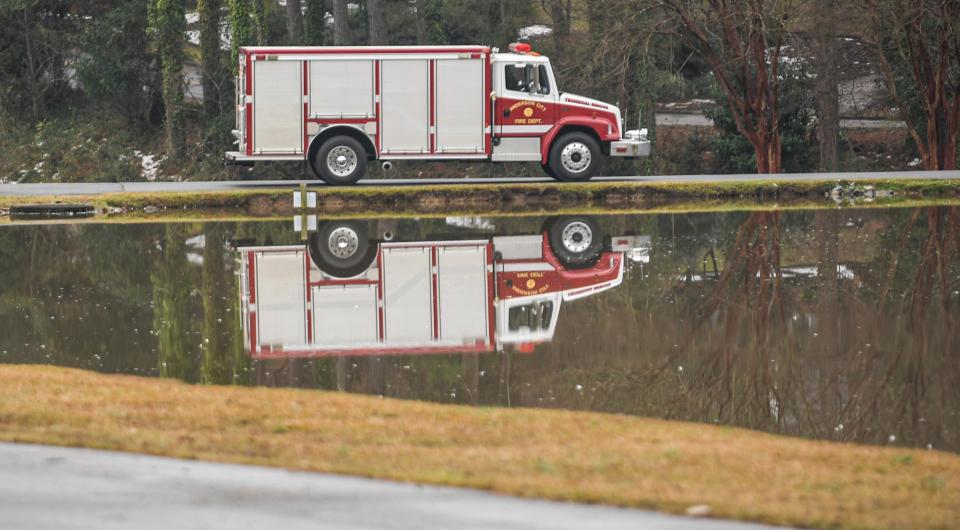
[252,0,266,45]
[286,0,304,43]
[198,0,223,119]
[304,0,326,45]
[366,0,385,46]
[20,9,42,121]
[813,0,840,172]
[333,0,349,45]
[229,0,254,73]
[201,224,233,384]
[414,0,426,43]
[155,0,187,161]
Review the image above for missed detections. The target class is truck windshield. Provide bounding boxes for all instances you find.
[507,301,554,332]
[504,64,551,95]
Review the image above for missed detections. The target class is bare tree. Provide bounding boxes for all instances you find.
[657,1,800,173]
[812,0,840,171]
[862,0,960,170]
[153,0,187,160]
[366,0,386,46]
[198,0,224,119]
[333,0,349,45]
[414,0,426,43]
[304,0,326,45]
[286,0,304,43]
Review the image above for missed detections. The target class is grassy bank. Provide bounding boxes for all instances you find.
[1,365,957,530]
[1,177,959,220]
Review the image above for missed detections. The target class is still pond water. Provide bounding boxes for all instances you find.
[1,207,958,452]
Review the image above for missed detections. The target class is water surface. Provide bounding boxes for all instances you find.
[2,207,958,452]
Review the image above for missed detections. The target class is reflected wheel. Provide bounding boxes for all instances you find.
[308,221,377,278]
[547,216,603,269]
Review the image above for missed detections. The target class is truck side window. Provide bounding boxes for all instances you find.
[508,304,535,331]
[504,65,528,93]
[537,65,551,95]
[504,64,550,95]
[507,301,554,332]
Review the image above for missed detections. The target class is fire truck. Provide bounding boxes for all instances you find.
[226,43,650,185]
[239,217,650,359]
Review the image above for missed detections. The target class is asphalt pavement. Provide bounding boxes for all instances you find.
[0,443,787,530]
[1,170,958,197]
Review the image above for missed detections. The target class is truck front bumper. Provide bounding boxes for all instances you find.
[609,129,651,158]
[609,139,651,158]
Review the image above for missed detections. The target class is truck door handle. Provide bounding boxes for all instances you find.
[502,109,510,117]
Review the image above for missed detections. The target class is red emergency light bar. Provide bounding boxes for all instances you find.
[508,42,533,54]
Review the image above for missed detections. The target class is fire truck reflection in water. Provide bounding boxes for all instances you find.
[239,217,651,359]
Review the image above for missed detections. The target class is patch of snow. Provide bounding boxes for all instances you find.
[183,15,232,51]
[186,234,206,249]
[33,160,45,172]
[445,216,496,231]
[134,150,165,182]
[519,24,553,40]
[185,11,199,25]
[908,158,921,167]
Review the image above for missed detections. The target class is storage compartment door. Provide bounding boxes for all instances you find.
[310,60,374,118]
[253,60,303,153]
[436,59,485,153]
[312,284,379,347]
[382,247,433,342]
[380,60,429,153]
[255,252,307,347]
[437,245,488,343]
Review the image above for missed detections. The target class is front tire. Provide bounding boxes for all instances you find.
[547,216,603,269]
[308,221,377,278]
[311,136,367,186]
[547,132,602,182]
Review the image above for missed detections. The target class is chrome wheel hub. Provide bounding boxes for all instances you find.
[560,142,591,173]
[327,226,360,259]
[326,146,358,177]
[560,222,593,253]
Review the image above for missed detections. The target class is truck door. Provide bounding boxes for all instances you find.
[497,295,562,344]
[492,61,558,162]
[252,59,304,154]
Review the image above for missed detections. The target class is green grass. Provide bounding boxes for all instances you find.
[1,177,958,220]
[1,365,958,530]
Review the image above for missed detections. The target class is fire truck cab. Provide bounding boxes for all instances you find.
[226,44,649,185]
[239,217,651,359]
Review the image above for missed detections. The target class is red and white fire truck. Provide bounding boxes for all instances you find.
[239,217,650,359]
[226,43,650,185]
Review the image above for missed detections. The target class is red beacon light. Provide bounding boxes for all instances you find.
[508,42,533,54]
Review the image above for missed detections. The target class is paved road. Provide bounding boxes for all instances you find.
[0,443,785,530]
[656,112,907,129]
[1,170,958,197]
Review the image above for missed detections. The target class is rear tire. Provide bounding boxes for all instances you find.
[308,221,377,278]
[547,216,603,269]
[547,132,602,182]
[311,136,367,186]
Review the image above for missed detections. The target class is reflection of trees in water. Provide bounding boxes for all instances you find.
[198,211,958,451]
[0,225,158,372]
[200,224,248,385]
[680,211,785,428]
[500,208,960,451]
[153,225,196,381]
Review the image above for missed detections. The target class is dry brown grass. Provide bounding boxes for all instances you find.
[1,365,957,529]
